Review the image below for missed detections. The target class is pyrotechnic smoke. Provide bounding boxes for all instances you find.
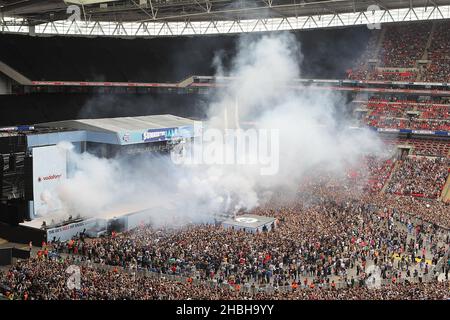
[50,32,382,225]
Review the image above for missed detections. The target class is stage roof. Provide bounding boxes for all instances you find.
[37,114,196,134]
[31,114,200,146]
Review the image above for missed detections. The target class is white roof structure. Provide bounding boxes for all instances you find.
[37,114,197,134]
[32,114,200,146]
[3,0,450,37]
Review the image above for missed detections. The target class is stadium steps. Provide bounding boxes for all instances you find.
[0,60,33,85]
[375,27,386,56]
[178,76,195,88]
[381,160,400,193]
[422,21,437,60]
[439,172,450,202]
[361,28,386,80]
[370,27,387,76]
[416,22,436,81]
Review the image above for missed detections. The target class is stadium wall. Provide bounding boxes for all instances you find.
[0,27,372,82]
[0,92,209,126]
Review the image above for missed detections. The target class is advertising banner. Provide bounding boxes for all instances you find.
[142,128,173,142]
[32,145,67,216]
[47,218,98,242]
[411,130,434,135]
[117,126,196,145]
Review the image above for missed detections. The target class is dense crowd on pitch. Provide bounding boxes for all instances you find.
[1,176,449,300]
[1,257,448,300]
[252,281,450,300]
[353,156,394,192]
[0,257,239,300]
[348,21,450,83]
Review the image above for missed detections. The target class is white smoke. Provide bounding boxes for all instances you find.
[48,33,382,225]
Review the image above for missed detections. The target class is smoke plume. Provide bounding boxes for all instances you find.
[46,32,382,225]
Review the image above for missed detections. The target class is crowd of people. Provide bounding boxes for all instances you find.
[1,177,448,300]
[348,21,450,83]
[379,22,431,68]
[347,32,379,81]
[364,117,450,132]
[0,258,241,300]
[1,256,448,300]
[378,136,450,158]
[1,102,449,301]
[355,97,450,132]
[386,157,449,199]
[340,155,395,192]
[362,98,450,120]
[422,22,450,83]
[372,193,450,229]
[368,70,418,82]
[417,104,450,120]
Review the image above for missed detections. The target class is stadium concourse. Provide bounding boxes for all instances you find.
[1,6,450,301]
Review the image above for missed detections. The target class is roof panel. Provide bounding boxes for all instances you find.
[37,114,197,133]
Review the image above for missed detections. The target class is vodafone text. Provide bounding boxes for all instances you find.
[38,174,62,181]
[176,304,274,317]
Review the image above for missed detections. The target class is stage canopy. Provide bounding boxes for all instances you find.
[29,114,200,146]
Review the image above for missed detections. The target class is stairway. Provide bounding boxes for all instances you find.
[416,22,436,81]
[422,21,437,60]
[0,60,32,85]
[178,76,194,88]
[362,28,387,80]
[374,27,387,62]
[439,171,450,202]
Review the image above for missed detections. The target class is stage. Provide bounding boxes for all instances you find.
[18,202,176,242]
[222,214,277,233]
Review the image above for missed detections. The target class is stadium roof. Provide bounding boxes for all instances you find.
[1,0,450,23]
[2,0,450,36]
[37,114,196,134]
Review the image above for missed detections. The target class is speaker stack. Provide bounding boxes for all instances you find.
[0,155,3,201]
[24,156,33,201]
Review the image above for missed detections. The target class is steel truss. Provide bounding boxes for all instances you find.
[1,1,450,37]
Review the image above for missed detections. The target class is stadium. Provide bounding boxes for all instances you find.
[0,0,449,303]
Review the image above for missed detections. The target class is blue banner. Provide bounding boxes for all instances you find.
[374,127,450,136]
[142,128,175,142]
